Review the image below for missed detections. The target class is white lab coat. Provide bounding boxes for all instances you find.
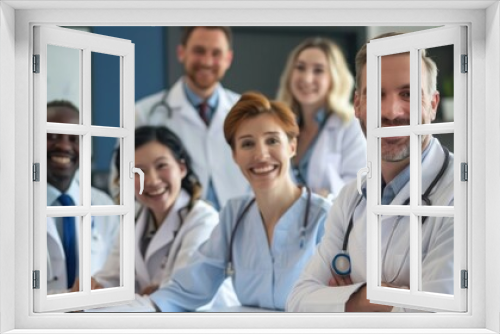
[46,181,120,294]
[287,139,454,312]
[134,78,249,207]
[94,190,239,309]
[307,114,366,199]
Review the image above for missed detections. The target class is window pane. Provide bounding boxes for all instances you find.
[47,215,82,294]
[47,44,81,125]
[47,133,82,206]
[91,215,121,288]
[420,134,453,206]
[91,136,120,203]
[420,45,454,124]
[380,52,410,128]
[380,215,410,288]
[91,51,120,127]
[379,136,411,205]
[420,215,454,295]
[434,133,454,154]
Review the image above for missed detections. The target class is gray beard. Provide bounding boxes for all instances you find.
[382,144,410,162]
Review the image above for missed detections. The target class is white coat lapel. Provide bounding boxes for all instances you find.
[145,191,189,262]
[420,139,446,196]
[308,115,342,189]
[391,180,411,206]
[208,85,231,136]
[135,208,151,286]
[47,217,64,254]
[168,79,207,130]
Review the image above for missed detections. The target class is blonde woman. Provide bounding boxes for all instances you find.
[277,38,366,199]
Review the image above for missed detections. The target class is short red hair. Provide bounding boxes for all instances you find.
[224,92,299,149]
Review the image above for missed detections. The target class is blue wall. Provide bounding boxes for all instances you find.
[91,27,166,172]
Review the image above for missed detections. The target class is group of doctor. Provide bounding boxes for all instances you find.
[46,26,454,312]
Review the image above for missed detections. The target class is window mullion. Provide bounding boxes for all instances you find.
[409,48,420,295]
[365,47,380,293]
[81,47,92,294]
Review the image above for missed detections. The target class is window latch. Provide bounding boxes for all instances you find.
[130,162,144,194]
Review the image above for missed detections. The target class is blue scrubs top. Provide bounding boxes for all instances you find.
[150,187,331,311]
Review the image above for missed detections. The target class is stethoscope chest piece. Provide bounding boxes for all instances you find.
[331,252,351,276]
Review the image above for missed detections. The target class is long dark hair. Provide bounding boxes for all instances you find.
[115,126,202,215]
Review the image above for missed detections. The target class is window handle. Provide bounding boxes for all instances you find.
[357,161,371,195]
[130,162,144,195]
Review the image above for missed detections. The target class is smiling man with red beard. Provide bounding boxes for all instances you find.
[130,27,249,212]
[46,100,120,294]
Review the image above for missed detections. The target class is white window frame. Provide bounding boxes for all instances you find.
[365,26,467,312]
[1,1,499,333]
[32,25,136,312]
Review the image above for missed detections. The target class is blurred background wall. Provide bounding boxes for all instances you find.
[49,26,454,194]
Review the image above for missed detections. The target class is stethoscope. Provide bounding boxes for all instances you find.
[147,90,180,120]
[331,146,450,279]
[225,187,312,277]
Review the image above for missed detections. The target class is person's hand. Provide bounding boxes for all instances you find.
[345,284,394,312]
[140,284,159,296]
[328,274,353,287]
[70,277,104,292]
[317,189,331,198]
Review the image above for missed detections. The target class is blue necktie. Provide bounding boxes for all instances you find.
[58,194,77,289]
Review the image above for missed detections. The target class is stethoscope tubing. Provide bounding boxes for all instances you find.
[225,187,312,277]
[148,90,174,120]
[331,145,450,278]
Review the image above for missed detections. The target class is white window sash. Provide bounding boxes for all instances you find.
[365,25,467,312]
[32,25,136,312]
[2,5,492,332]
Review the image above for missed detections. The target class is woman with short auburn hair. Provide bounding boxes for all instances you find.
[150,92,331,311]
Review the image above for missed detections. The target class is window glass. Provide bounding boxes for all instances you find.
[90,215,121,288]
[91,136,121,203]
[47,44,81,124]
[419,215,454,295]
[421,45,454,124]
[419,133,454,207]
[380,215,410,288]
[47,215,82,294]
[91,51,120,127]
[379,136,411,206]
[46,133,82,206]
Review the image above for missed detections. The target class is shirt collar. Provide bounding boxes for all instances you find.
[361,137,436,202]
[182,79,219,110]
[314,108,327,125]
[144,189,190,254]
[297,108,328,128]
[47,177,80,206]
